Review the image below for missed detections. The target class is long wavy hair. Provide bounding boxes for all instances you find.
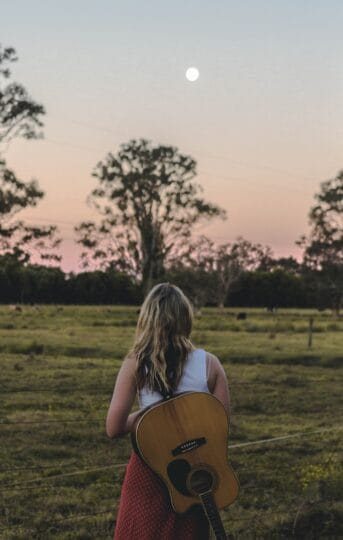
[132,282,195,396]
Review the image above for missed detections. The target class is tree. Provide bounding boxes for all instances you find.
[169,235,274,309]
[0,46,44,148]
[267,256,302,275]
[166,236,217,310]
[228,269,310,308]
[76,138,226,294]
[0,44,61,265]
[0,161,61,264]
[297,171,343,316]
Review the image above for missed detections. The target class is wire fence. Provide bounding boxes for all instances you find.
[1,356,342,536]
[2,452,340,476]
[0,498,340,536]
[1,469,340,498]
[1,427,341,493]
[0,409,340,430]
[0,433,341,536]
[0,377,336,394]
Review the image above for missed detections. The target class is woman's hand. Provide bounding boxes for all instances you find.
[124,409,144,434]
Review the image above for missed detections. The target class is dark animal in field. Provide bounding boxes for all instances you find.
[236,312,247,320]
[14,362,24,371]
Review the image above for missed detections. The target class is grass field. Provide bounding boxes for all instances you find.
[0,305,342,539]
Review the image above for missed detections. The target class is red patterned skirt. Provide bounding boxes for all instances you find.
[113,451,210,539]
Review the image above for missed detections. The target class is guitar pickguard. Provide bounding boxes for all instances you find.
[167,459,192,496]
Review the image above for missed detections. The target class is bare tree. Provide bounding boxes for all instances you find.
[172,235,274,308]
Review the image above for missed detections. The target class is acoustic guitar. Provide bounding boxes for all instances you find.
[131,391,239,540]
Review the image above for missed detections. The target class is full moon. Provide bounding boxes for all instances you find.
[185,67,200,82]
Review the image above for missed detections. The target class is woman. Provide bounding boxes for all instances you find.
[106,282,230,540]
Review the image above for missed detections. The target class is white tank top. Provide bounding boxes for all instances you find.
[138,348,210,410]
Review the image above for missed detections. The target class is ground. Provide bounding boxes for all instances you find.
[0,306,342,539]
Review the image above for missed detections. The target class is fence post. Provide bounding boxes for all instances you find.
[308,317,314,348]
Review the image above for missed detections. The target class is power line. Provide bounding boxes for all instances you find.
[19,216,80,227]
[44,137,103,154]
[46,113,321,184]
[40,133,321,196]
[199,170,313,196]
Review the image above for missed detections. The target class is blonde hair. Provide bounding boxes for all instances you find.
[132,282,194,396]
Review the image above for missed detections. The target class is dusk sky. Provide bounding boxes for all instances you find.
[2,0,342,272]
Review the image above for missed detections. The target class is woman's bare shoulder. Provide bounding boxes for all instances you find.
[205,351,223,392]
[205,351,223,371]
[120,352,137,374]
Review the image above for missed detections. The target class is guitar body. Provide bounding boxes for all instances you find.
[132,392,239,516]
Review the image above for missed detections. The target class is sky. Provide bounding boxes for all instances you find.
[1,0,342,272]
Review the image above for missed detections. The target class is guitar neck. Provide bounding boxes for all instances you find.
[199,491,227,540]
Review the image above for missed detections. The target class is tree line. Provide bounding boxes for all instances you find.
[0,254,328,308]
[0,44,342,313]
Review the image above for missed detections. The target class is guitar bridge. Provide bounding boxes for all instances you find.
[171,437,207,456]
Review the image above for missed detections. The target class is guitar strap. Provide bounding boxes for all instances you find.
[132,362,173,460]
[158,386,173,401]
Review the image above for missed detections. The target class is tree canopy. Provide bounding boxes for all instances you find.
[76,138,226,293]
[0,44,61,264]
[297,170,343,315]
[0,46,45,147]
[170,235,274,308]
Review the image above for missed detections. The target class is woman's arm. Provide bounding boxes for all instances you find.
[207,352,230,414]
[106,354,138,438]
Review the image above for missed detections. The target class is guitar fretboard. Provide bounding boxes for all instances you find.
[200,491,227,540]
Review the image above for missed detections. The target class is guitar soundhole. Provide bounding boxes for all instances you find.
[188,468,215,495]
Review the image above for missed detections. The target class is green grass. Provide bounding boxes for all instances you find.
[0,305,342,539]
